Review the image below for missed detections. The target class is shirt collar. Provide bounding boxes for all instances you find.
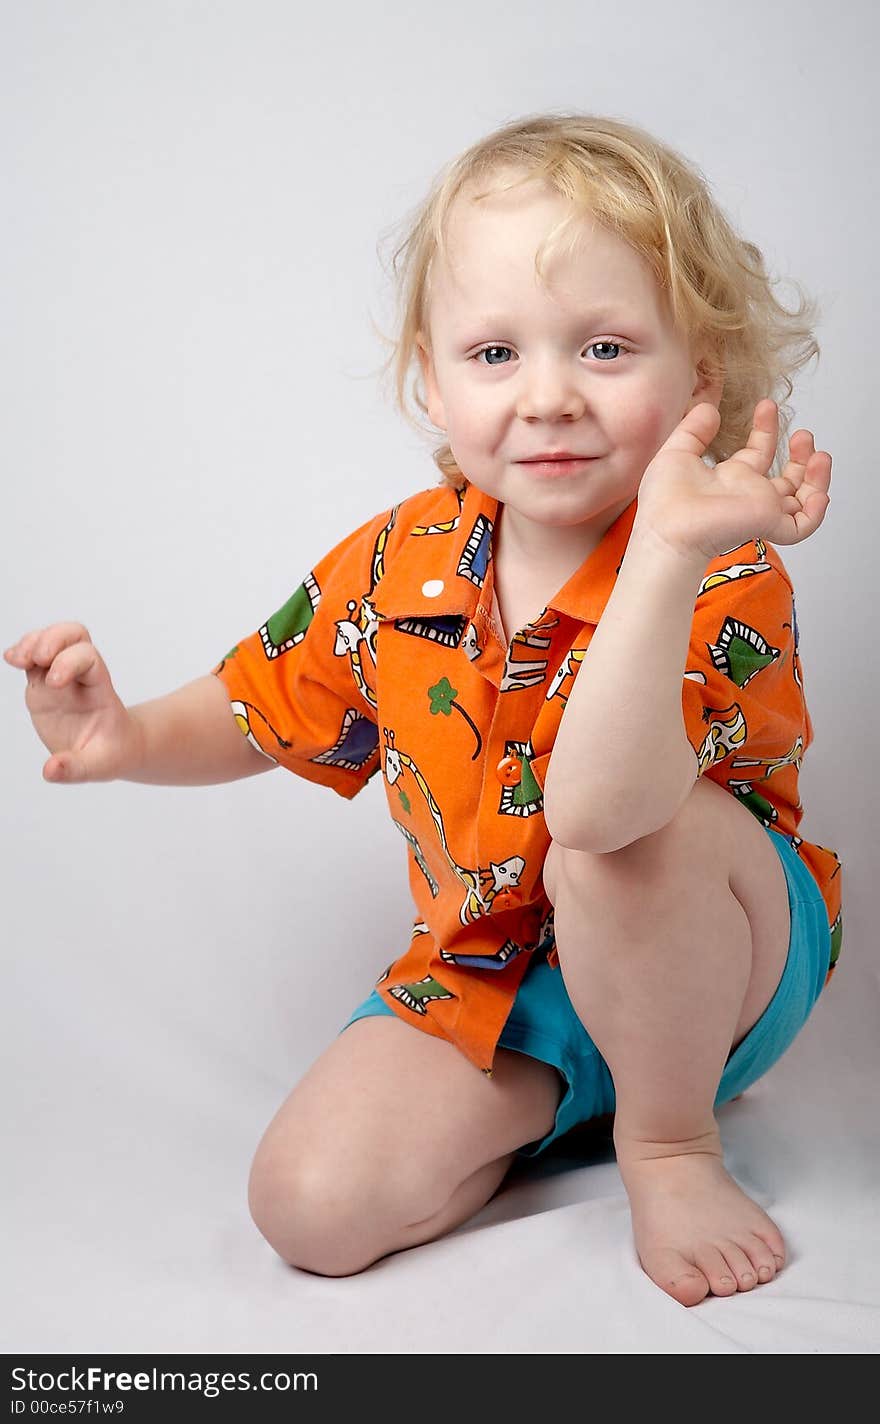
[370,480,639,628]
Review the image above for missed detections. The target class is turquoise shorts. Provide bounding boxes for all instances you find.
[339,826,832,1159]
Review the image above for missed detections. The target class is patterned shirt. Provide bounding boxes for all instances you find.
[209,479,843,1075]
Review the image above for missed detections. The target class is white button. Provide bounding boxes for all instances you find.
[421,579,444,597]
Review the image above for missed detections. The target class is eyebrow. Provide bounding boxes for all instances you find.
[453,307,646,336]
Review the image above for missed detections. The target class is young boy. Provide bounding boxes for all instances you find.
[6,113,841,1306]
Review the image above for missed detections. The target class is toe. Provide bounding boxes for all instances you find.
[742,1234,779,1283]
[693,1245,739,1297]
[641,1247,710,1307]
[717,1240,759,1291]
[755,1229,786,1273]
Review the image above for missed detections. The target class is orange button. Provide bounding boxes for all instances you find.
[493,890,517,912]
[495,754,522,786]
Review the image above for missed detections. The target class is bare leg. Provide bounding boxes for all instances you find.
[247,1014,563,1276]
[545,776,790,1306]
[313,1155,517,1273]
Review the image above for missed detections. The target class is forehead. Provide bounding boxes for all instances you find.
[428,176,665,327]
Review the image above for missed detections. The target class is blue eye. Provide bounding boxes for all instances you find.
[471,341,626,365]
[588,341,623,361]
[473,345,513,366]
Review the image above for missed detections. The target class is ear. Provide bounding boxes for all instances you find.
[416,336,448,431]
[687,352,724,412]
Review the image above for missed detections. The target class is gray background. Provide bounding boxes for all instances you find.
[3,0,876,1354]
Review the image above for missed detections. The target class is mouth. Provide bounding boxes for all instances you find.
[517,456,599,475]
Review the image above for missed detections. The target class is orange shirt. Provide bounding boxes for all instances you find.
[210,480,843,1076]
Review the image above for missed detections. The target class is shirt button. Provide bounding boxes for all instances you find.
[421,579,444,597]
[495,754,522,786]
[493,890,517,912]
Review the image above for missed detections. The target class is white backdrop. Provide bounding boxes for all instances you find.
[3,0,877,1354]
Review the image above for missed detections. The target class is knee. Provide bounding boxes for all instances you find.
[543,837,570,907]
[543,836,609,907]
[545,797,704,905]
[247,1149,366,1276]
[247,1146,427,1277]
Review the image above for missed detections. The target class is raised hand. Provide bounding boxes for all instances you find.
[633,399,833,563]
[3,622,143,782]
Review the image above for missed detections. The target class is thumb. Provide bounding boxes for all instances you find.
[43,753,89,784]
[658,401,721,458]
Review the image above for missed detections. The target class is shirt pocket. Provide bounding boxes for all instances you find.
[528,751,553,797]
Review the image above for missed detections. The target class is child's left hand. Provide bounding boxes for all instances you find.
[634,399,832,563]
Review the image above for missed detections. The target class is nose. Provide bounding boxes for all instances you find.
[514,354,587,422]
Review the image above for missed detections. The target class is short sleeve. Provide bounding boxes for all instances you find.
[680,544,811,793]
[209,504,394,799]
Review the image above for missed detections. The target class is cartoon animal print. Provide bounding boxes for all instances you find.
[382,729,538,928]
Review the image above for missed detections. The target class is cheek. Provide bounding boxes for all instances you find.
[624,397,683,457]
[448,392,501,447]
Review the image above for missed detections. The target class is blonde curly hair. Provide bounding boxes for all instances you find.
[373,110,820,490]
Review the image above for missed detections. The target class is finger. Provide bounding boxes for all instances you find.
[9,623,92,671]
[775,430,818,492]
[46,642,102,688]
[802,449,833,498]
[43,755,69,782]
[791,489,831,536]
[3,629,46,665]
[782,450,832,505]
[734,399,779,472]
[775,485,831,544]
[789,428,816,459]
[657,401,721,457]
[43,752,89,784]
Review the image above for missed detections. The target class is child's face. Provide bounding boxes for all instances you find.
[418,176,721,562]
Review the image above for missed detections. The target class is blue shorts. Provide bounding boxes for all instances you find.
[338,826,832,1159]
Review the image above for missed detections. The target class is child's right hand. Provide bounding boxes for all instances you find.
[3,622,143,783]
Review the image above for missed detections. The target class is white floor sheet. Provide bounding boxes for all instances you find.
[4,788,877,1356]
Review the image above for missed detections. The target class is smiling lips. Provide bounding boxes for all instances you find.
[518,454,599,475]
[520,451,595,461]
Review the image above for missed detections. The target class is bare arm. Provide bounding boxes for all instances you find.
[125,673,277,786]
[542,521,705,853]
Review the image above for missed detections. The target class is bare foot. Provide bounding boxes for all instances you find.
[614,1124,786,1307]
